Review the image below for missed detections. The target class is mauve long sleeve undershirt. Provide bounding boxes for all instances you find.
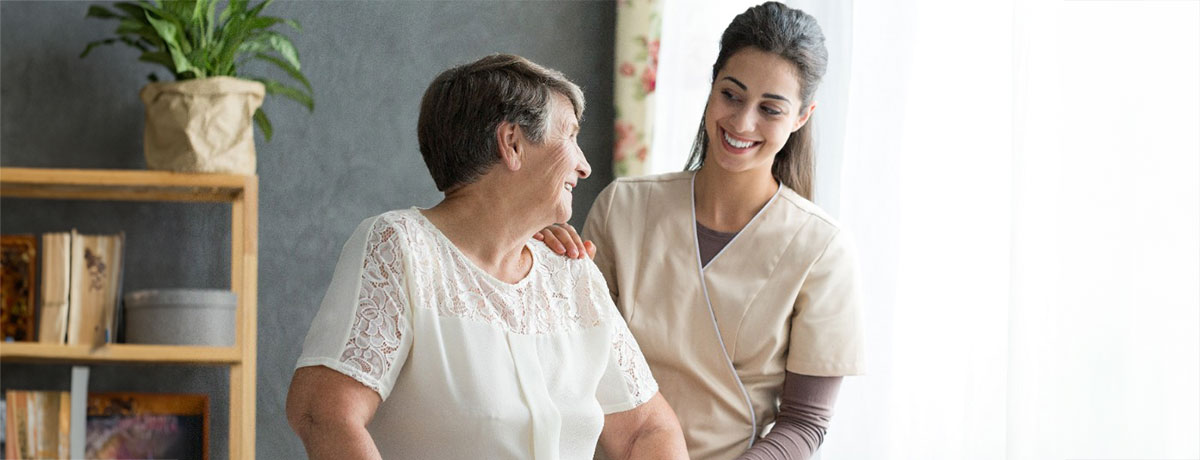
[697,222,842,460]
[737,373,842,460]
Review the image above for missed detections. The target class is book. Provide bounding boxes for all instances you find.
[65,231,124,347]
[1,235,38,342]
[37,232,72,344]
[4,390,70,460]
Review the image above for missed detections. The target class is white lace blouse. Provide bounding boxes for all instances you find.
[296,209,658,459]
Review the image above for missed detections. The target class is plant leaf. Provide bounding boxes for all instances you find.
[246,0,274,18]
[253,77,313,112]
[246,16,289,31]
[135,1,193,54]
[253,52,311,92]
[213,11,254,76]
[134,0,176,22]
[144,7,192,53]
[116,17,157,38]
[85,5,123,20]
[281,18,302,32]
[254,108,273,142]
[190,0,204,24]
[244,15,301,32]
[146,13,201,78]
[144,14,179,46]
[119,36,150,52]
[113,2,151,20]
[239,31,300,70]
[265,32,301,70]
[220,0,249,24]
[205,0,217,45]
[138,51,175,70]
[173,0,207,52]
[80,38,118,58]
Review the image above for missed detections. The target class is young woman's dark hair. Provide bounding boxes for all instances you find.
[684,1,828,199]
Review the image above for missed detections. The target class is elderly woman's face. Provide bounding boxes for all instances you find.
[523,93,591,224]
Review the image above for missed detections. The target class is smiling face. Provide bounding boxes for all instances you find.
[522,92,591,223]
[704,47,814,177]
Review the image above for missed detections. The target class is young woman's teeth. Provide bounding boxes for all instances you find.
[724,132,754,149]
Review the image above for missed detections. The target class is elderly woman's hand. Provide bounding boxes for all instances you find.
[533,223,595,259]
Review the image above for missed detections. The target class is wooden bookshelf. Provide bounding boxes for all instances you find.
[0,167,259,460]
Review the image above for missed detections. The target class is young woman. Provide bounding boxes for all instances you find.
[537,3,864,459]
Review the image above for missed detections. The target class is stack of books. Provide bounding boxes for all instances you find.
[0,231,124,345]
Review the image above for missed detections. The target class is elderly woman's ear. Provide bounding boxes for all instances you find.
[496,121,524,171]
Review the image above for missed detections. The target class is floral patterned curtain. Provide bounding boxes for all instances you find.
[612,0,662,177]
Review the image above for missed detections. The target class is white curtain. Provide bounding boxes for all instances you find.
[824,0,1200,459]
[650,0,754,175]
[654,0,1200,458]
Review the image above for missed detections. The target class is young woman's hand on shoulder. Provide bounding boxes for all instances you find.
[534,223,595,259]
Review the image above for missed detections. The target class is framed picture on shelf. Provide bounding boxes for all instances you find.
[86,392,209,460]
[1,234,37,341]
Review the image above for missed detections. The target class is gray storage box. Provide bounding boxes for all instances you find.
[124,289,237,346]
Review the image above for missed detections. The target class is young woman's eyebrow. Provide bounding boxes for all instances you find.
[721,76,792,104]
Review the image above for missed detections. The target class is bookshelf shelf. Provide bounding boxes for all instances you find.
[0,167,247,202]
[0,167,258,460]
[0,342,242,365]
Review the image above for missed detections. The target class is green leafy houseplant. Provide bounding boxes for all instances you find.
[81,0,313,141]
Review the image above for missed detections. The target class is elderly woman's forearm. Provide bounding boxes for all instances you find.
[602,394,688,460]
[287,372,384,460]
[291,417,383,460]
[627,425,689,460]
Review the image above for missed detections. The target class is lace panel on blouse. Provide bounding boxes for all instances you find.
[339,210,657,402]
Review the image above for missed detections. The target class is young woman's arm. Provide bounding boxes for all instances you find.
[737,373,842,460]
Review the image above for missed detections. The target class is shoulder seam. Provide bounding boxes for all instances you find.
[775,191,840,230]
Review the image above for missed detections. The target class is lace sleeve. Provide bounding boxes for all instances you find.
[585,260,658,413]
[335,217,413,399]
[296,214,414,400]
[297,214,414,400]
[609,311,659,408]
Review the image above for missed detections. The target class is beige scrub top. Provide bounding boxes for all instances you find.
[583,171,865,460]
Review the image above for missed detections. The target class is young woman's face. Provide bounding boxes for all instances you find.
[703,47,814,176]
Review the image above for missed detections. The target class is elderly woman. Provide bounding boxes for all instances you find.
[286,54,687,459]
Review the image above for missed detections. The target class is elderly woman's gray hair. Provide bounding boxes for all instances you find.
[417,54,586,192]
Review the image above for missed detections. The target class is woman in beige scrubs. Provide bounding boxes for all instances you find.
[537,3,864,459]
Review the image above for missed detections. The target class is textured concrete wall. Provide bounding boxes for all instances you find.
[0,1,615,457]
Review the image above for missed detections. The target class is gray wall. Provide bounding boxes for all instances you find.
[0,1,616,458]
